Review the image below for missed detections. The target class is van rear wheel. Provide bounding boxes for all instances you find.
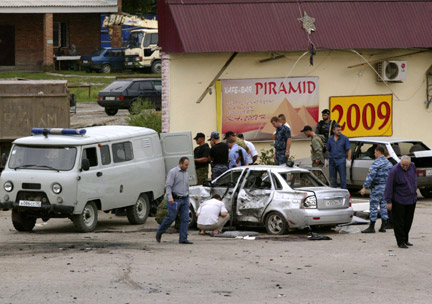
[126,194,150,225]
[12,209,36,232]
[73,201,98,232]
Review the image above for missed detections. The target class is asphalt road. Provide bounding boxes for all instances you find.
[0,194,431,304]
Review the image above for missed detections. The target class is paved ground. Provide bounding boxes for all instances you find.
[0,194,431,304]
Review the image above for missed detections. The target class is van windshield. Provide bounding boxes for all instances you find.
[8,145,77,171]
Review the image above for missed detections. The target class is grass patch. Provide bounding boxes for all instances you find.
[127,100,162,133]
[0,70,158,102]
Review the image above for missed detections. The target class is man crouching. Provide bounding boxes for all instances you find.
[196,194,230,236]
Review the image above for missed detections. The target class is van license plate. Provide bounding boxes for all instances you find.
[19,200,41,207]
[426,170,432,176]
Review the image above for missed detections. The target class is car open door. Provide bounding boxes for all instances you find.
[160,132,197,185]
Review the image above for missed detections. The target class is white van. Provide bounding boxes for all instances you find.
[0,126,196,232]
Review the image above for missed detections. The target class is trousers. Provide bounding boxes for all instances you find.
[329,158,347,189]
[392,201,416,246]
[157,197,189,242]
[369,184,389,221]
[197,214,230,232]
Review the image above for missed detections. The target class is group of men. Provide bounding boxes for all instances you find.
[192,130,258,185]
[156,109,418,249]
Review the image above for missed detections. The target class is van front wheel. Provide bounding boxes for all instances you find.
[126,194,150,225]
[73,201,98,232]
[12,210,36,232]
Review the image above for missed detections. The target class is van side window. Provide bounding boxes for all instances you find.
[100,145,111,165]
[112,142,134,163]
[83,147,98,167]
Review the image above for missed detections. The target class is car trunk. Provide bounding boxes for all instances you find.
[412,150,432,168]
[298,187,350,209]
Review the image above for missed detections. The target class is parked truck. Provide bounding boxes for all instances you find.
[102,14,161,74]
[0,80,70,170]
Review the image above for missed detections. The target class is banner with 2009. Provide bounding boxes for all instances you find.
[329,94,393,137]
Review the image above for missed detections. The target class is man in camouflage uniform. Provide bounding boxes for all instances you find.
[301,125,325,167]
[270,116,292,165]
[360,145,393,233]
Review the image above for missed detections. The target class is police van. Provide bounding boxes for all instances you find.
[0,126,196,232]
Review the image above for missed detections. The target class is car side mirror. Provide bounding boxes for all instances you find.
[202,180,212,187]
[1,153,7,166]
[81,158,90,171]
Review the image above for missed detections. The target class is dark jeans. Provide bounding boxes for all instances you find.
[392,201,416,246]
[329,158,347,189]
[157,197,189,242]
[212,164,228,180]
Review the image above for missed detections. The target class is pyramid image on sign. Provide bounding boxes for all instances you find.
[261,98,307,137]
[298,106,317,128]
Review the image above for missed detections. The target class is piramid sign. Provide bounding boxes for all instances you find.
[329,94,393,137]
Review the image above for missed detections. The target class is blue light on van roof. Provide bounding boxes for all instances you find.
[31,128,87,136]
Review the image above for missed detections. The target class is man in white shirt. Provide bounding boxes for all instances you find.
[196,194,230,235]
[237,133,258,164]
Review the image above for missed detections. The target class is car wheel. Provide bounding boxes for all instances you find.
[151,60,161,74]
[105,108,118,116]
[72,201,98,232]
[126,194,150,225]
[420,188,432,198]
[265,212,288,235]
[12,209,36,232]
[101,64,112,73]
[189,206,197,228]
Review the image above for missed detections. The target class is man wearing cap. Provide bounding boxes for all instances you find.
[193,133,210,185]
[208,131,229,180]
[316,109,335,143]
[270,116,292,165]
[301,125,325,168]
[237,133,258,165]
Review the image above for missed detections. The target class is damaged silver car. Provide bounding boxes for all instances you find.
[189,166,354,235]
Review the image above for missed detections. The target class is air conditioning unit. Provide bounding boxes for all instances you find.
[377,61,407,82]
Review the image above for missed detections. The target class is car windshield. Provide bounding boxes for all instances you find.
[90,49,105,56]
[279,171,325,189]
[127,32,144,48]
[8,145,77,171]
[102,80,132,92]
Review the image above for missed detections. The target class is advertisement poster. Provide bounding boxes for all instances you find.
[329,94,393,137]
[217,77,319,141]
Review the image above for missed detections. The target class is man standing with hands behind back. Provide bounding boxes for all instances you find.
[384,155,417,249]
[326,124,351,189]
[156,157,193,244]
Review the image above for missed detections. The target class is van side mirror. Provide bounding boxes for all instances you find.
[1,153,7,166]
[81,158,90,171]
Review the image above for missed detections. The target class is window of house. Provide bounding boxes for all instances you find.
[53,22,68,48]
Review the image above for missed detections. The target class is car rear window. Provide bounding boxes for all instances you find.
[102,81,131,92]
[391,142,429,156]
[91,49,105,56]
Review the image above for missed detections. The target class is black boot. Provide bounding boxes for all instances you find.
[362,221,375,233]
[379,220,387,232]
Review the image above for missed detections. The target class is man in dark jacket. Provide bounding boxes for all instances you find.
[193,133,210,185]
[384,155,417,249]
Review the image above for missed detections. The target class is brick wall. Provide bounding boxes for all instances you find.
[0,13,101,70]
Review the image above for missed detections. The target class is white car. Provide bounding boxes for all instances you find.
[189,165,353,235]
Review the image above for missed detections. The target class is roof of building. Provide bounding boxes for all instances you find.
[0,0,118,13]
[158,0,432,53]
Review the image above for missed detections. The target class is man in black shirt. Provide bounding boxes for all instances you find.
[194,133,210,185]
[315,109,335,143]
[208,131,229,180]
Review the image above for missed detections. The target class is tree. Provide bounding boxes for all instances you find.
[122,0,157,15]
